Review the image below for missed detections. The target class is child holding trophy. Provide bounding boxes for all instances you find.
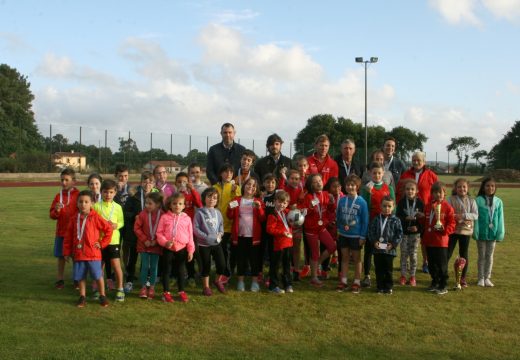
[422,182,456,295]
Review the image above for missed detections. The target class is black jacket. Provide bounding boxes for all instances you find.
[206,141,246,185]
[254,154,294,183]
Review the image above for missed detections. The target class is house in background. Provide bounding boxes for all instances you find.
[52,150,87,171]
[143,160,182,173]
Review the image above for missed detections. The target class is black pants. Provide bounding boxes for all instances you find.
[199,244,225,278]
[426,246,448,289]
[259,234,273,275]
[221,233,236,277]
[363,243,373,276]
[186,242,202,279]
[235,237,261,276]
[125,244,138,283]
[374,253,394,291]
[447,234,470,278]
[269,247,292,290]
[162,248,187,293]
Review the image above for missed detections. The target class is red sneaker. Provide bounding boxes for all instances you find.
[300,265,310,278]
[409,276,417,287]
[139,286,148,299]
[162,291,174,303]
[320,270,329,280]
[213,280,227,294]
[331,256,338,265]
[336,282,347,292]
[351,283,361,294]
[55,280,65,290]
[202,287,213,296]
[310,278,324,288]
[179,291,189,303]
[148,287,155,299]
[218,275,229,285]
[399,276,406,286]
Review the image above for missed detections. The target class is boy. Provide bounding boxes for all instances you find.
[396,179,424,286]
[63,190,113,307]
[49,168,80,289]
[94,179,125,301]
[114,164,131,283]
[234,149,260,188]
[360,162,395,288]
[188,163,209,195]
[266,191,294,294]
[294,156,311,278]
[154,165,176,201]
[336,174,369,293]
[367,196,403,294]
[260,173,278,286]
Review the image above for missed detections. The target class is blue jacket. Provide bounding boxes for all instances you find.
[336,195,369,239]
[367,214,403,256]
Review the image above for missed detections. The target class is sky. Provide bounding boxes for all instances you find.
[1,0,520,161]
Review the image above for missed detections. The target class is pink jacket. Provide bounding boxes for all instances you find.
[156,211,195,254]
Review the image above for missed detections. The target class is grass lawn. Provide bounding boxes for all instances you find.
[0,186,519,359]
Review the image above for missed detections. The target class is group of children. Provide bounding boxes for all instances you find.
[50,150,505,307]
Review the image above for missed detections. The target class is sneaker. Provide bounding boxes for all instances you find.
[264,279,270,288]
[485,278,495,287]
[124,282,133,293]
[320,270,329,280]
[351,283,361,294]
[139,286,148,299]
[409,276,417,287]
[477,278,485,287]
[270,287,285,294]
[99,295,109,307]
[55,280,65,290]
[179,291,189,303]
[292,271,300,282]
[361,276,371,288]
[92,291,100,300]
[115,291,125,302]
[427,284,438,292]
[74,280,80,290]
[460,277,468,288]
[202,287,213,296]
[330,255,338,266]
[285,286,294,293]
[336,282,347,292]
[237,280,245,292]
[257,273,264,285]
[213,280,226,294]
[162,291,174,303]
[107,279,115,291]
[310,278,324,288]
[148,287,155,299]
[436,288,448,295]
[300,265,310,278]
[250,281,260,292]
[422,263,429,274]
[384,289,393,295]
[76,296,86,308]
[399,276,406,286]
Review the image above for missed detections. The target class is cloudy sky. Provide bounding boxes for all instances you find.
[1,0,519,160]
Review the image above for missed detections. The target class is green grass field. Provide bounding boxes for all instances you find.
[0,186,519,359]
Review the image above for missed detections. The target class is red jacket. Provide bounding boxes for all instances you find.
[307,154,339,185]
[49,188,80,236]
[421,200,456,247]
[299,191,334,233]
[133,209,164,255]
[226,196,265,246]
[266,210,293,251]
[63,209,113,261]
[283,184,304,207]
[397,167,438,205]
[180,188,202,220]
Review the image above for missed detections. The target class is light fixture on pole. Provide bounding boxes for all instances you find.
[355,56,378,167]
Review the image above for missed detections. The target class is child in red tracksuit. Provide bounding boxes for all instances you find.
[422,181,456,295]
[267,190,294,294]
[50,168,80,289]
[322,176,343,278]
[63,190,113,307]
[227,177,265,292]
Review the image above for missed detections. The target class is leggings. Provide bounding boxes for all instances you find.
[476,240,496,280]
[304,228,336,262]
[235,237,261,276]
[400,233,421,277]
[186,242,202,278]
[199,244,225,278]
[139,252,159,286]
[125,244,139,283]
[162,248,187,293]
[447,233,470,277]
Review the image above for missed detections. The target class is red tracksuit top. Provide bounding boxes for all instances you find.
[266,209,293,251]
[299,191,334,233]
[49,188,80,237]
[226,196,265,246]
[421,200,456,248]
[134,209,164,255]
[307,154,339,185]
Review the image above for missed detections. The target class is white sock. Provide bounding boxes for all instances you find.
[341,277,347,285]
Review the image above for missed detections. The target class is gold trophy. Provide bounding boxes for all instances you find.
[453,257,467,290]
[434,203,443,231]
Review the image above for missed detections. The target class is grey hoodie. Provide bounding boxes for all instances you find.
[193,207,224,247]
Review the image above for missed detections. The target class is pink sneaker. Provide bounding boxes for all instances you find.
[399,276,406,286]
[213,279,227,294]
[218,275,229,285]
[148,287,155,300]
[202,287,213,296]
[179,291,189,303]
[139,286,148,299]
[162,291,174,303]
[409,276,417,287]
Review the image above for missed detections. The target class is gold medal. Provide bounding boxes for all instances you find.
[318,220,323,226]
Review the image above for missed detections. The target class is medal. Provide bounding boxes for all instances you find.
[148,209,161,241]
[287,234,293,238]
[318,220,323,226]
[349,219,357,226]
[76,214,88,250]
[428,228,432,232]
[379,237,384,243]
[77,244,83,249]
[313,192,324,227]
[379,215,388,244]
[489,223,494,229]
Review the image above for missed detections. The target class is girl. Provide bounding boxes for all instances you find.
[193,188,227,296]
[283,169,305,281]
[421,182,456,295]
[295,156,311,279]
[447,178,478,287]
[227,177,265,292]
[156,193,195,303]
[473,177,505,287]
[299,174,337,287]
[87,173,103,204]
[133,192,164,299]
[321,177,343,279]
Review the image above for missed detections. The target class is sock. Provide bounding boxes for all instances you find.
[354,279,361,285]
[341,277,347,285]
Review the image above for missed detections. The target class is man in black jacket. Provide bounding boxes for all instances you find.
[254,133,294,184]
[334,139,364,191]
[206,123,245,185]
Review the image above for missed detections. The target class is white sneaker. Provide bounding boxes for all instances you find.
[477,278,485,287]
[484,278,494,287]
[124,281,133,293]
[250,280,260,292]
[237,280,245,292]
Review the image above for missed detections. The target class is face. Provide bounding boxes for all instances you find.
[484,181,496,196]
[341,142,355,160]
[315,141,330,158]
[329,182,341,196]
[60,174,74,190]
[383,140,396,158]
[117,171,129,185]
[373,152,385,165]
[275,198,289,211]
[205,192,219,208]
[456,181,468,197]
[175,176,189,190]
[145,198,160,213]
[311,176,323,192]
[381,200,394,216]
[101,188,116,202]
[432,189,445,202]
[345,181,358,196]
[264,179,276,192]
[189,166,201,181]
[169,197,185,214]
[141,178,154,193]
[221,169,234,182]
[77,195,92,215]
[240,156,253,171]
[88,178,101,194]
[288,173,300,188]
[154,167,168,183]
[405,183,417,199]
[371,167,384,183]
[244,180,257,196]
[412,155,425,171]
[221,126,235,144]
[268,141,282,157]
[297,160,309,175]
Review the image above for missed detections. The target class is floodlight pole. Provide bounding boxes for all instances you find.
[356,57,378,167]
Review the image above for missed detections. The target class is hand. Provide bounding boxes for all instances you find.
[387,243,393,251]
[150,241,156,247]
[145,240,151,247]
[110,222,118,230]
[94,242,101,249]
[408,226,418,232]
[405,215,415,221]
[253,200,261,208]
[166,241,174,248]
[118,182,126,191]
[375,241,380,249]
[231,183,237,192]
[64,255,71,262]
[55,203,64,211]
[359,239,366,246]
[187,253,194,262]
[186,182,193,191]
[365,181,374,191]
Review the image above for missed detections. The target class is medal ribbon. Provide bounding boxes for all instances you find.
[77,214,88,242]
[148,210,161,240]
[60,189,72,205]
[101,202,115,221]
[379,215,389,242]
[277,210,290,232]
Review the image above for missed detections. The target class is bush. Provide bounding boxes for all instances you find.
[488,169,520,182]
[0,158,18,172]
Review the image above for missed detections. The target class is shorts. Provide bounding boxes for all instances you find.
[73,260,103,281]
[102,244,121,262]
[338,235,363,251]
[54,236,64,257]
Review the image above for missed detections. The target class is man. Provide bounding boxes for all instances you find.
[254,133,294,183]
[383,137,407,186]
[307,134,338,185]
[206,123,246,185]
[334,139,364,190]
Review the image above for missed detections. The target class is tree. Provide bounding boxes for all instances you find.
[446,136,480,174]
[487,120,520,170]
[0,64,44,156]
[472,150,488,174]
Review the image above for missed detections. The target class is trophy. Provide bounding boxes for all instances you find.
[453,257,467,290]
[434,203,443,231]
